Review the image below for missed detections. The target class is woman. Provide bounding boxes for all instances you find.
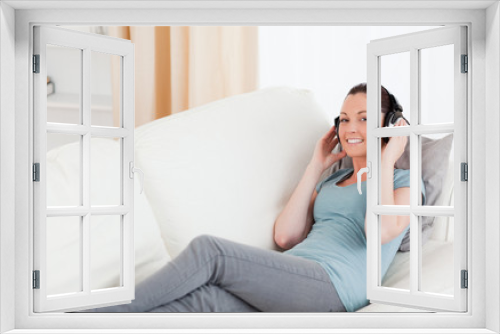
[85,83,421,313]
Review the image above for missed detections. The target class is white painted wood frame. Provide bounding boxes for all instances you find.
[366,26,467,312]
[0,1,497,333]
[32,26,135,312]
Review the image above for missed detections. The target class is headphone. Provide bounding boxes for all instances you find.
[334,88,408,149]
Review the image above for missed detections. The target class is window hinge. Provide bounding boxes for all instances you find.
[461,54,468,73]
[33,163,40,182]
[461,162,468,181]
[461,270,468,289]
[33,54,40,73]
[33,270,40,289]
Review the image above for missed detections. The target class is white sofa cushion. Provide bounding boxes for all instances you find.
[135,86,330,258]
[46,138,170,295]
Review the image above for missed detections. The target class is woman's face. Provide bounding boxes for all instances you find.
[338,93,367,158]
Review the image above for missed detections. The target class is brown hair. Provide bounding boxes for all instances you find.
[345,82,397,116]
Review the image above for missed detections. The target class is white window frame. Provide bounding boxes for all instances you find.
[0,1,498,333]
[366,26,468,312]
[32,25,136,313]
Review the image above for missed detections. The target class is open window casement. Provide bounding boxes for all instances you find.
[366,26,467,312]
[33,26,135,312]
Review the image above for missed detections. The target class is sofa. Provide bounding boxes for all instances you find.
[46,86,454,312]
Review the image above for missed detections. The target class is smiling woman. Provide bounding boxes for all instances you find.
[337,97,368,160]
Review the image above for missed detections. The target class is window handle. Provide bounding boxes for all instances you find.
[129,161,145,194]
[357,162,371,195]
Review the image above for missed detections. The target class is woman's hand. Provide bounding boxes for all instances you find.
[310,125,347,172]
[381,118,408,166]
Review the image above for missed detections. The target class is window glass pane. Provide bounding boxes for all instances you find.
[380,51,411,126]
[420,44,454,125]
[47,133,81,207]
[46,44,82,125]
[91,215,122,290]
[47,216,81,295]
[420,133,454,207]
[380,136,411,205]
[91,51,121,127]
[91,137,122,206]
[420,216,454,296]
[380,214,410,291]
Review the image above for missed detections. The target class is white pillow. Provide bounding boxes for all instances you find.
[133,177,171,285]
[135,86,330,258]
[46,138,170,295]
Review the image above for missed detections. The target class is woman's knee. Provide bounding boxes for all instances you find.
[188,234,240,260]
[189,234,221,253]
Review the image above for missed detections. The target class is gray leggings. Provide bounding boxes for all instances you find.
[86,235,346,313]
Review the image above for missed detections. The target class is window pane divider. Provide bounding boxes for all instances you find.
[372,205,411,215]
[82,47,91,295]
[412,206,455,216]
[411,124,454,135]
[46,124,130,138]
[372,205,454,216]
[372,123,454,137]
[46,206,129,217]
[409,46,420,296]
[46,124,87,135]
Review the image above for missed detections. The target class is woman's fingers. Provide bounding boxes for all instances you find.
[392,119,408,148]
[395,119,408,145]
[327,126,339,143]
[395,118,407,127]
[323,125,337,141]
[318,126,338,151]
[325,132,340,152]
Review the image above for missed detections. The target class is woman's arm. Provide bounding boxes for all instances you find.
[364,188,410,245]
[379,162,410,244]
[369,119,410,244]
[273,164,322,250]
[274,125,346,250]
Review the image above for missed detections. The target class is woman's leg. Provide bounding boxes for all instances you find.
[85,235,345,312]
[148,284,259,312]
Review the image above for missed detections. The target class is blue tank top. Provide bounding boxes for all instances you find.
[285,168,424,312]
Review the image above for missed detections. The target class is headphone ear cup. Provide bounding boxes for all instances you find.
[334,116,342,151]
[383,111,395,127]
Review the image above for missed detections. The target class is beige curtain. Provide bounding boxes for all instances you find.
[109,26,259,128]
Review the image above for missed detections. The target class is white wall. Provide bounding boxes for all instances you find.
[47,26,457,147]
[0,2,16,333]
[50,25,455,127]
[485,3,500,333]
[258,26,454,124]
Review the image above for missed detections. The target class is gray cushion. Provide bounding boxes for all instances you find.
[329,134,454,251]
